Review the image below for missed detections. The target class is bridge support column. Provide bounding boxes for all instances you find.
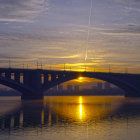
[21,92,44,100]
[21,70,43,100]
[5,72,11,79]
[51,74,57,82]
[15,72,20,83]
[44,73,49,86]
[125,92,140,97]
[27,70,42,90]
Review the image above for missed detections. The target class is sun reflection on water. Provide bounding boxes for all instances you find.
[79,105,82,118]
[44,96,124,123]
[78,96,86,120]
[79,96,83,119]
[79,96,83,104]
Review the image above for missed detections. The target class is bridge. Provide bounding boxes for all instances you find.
[0,68,140,100]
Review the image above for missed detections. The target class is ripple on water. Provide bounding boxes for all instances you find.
[0,96,140,140]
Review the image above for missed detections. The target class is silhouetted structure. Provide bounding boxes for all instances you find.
[97,82,103,90]
[0,68,140,99]
[104,82,111,90]
[58,85,63,92]
[74,85,79,92]
[67,85,73,93]
[46,84,124,96]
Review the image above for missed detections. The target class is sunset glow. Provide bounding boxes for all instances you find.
[0,0,139,73]
[0,0,139,139]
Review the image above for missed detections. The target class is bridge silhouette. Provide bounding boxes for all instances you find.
[0,68,140,99]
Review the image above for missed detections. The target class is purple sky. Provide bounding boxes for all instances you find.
[0,0,140,73]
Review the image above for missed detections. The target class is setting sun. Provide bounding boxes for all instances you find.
[76,77,84,82]
[78,77,83,80]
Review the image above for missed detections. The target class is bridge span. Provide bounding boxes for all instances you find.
[0,68,140,100]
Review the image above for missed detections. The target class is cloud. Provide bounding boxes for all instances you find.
[99,24,140,35]
[124,6,140,13]
[0,0,48,22]
[113,0,140,4]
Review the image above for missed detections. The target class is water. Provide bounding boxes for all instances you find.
[0,96,140,140]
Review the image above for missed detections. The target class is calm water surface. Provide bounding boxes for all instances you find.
[0,96,140,140]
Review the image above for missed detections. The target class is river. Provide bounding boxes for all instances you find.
[0,96,140,140]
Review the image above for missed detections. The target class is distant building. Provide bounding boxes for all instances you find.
[58,85,63,92]
[97,82,103,89]
[92,85,97,90]
[0,88,8,92]
[52,86,57,92]
[74,85,79,92]
[67,85,73,92]
[104,82,111,89]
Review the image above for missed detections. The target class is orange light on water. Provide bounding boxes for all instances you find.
[78,96,85,120]
[43,96,124,123]
[79,104,83,119]
[79,96,83,104]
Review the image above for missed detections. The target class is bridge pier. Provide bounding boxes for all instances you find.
[15,72,20,83]
[125,92,140,97]
[44,73,49,86]
[21,92,44,100]
[20,70,44,100]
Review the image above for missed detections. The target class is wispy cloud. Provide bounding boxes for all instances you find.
[91,24,140,35]
[113,0,140,4]
[0,0,48,23]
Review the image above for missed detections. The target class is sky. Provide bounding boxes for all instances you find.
[0,0,140,73]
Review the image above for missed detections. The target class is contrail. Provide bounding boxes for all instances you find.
[85,0,93,61]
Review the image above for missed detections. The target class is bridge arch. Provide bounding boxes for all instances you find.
[44,72,140,97]
[84,73,140,97]
[0,69,140,99]
[0,76,33,95]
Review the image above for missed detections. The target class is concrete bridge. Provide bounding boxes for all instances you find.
[0,68,140,100]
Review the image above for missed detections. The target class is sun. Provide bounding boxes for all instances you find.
[78,77,83,80]
[70,76,93,83]
[76,77,84,82]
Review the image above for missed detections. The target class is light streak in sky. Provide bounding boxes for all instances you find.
[85,0,93,61]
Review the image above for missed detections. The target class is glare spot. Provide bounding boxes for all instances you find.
[78,77,83,80]
[76,77,84,82]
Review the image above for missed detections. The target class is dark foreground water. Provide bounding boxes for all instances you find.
[0,96,140,140]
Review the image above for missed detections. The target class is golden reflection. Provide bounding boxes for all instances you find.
[79,96,83,103]
[79,96,83,120]
[79,104,82,116]
[41,109,45,125]
[44,96,124,123]
[19,111,23,127]
[48,111,52,126]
